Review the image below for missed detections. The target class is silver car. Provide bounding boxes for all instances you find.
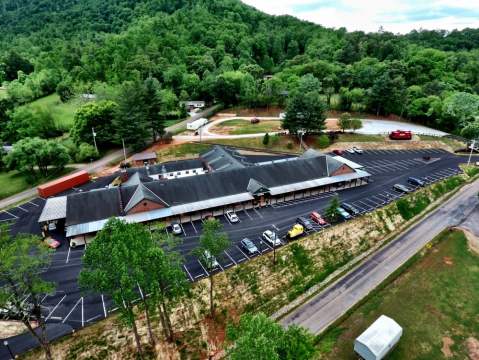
[262,230,281,247]
[240,238,259,255]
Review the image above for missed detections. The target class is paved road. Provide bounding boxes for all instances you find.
[280,176,479,334]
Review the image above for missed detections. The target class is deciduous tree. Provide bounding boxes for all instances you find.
[0,227,55,360]
[193,218,230,318]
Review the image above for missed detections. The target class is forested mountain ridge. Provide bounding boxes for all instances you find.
[1,0,479,143]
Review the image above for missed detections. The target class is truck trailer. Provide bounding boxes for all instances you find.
[37,170,90,198]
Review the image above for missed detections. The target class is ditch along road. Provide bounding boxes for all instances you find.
[279,177,479,334]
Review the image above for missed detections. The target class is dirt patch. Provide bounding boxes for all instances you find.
[223,106,283,117]
[0,320,29,338]
[441,336,454,358]
[458,228,479,255]
[466,337,479,360]
[443,257,454,266]
[442,337,455,358]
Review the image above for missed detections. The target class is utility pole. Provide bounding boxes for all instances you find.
[122,138,127,163]
[91,127,98,153]
[298,129,305,153]
[467,139,476,166]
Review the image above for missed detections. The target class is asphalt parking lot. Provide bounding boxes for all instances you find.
[0,148,469,356]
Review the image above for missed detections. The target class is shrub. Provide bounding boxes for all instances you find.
[286,141,293,150]
[75,143,99,162]
[290,243,313,276]
[263,132,270,146]
[316,134,330,149]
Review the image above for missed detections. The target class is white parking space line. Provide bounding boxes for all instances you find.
[243,209,253,220]
[86,314,102,323]
[236,245,250,260]
[62,296,82,324]
[81,297,84,327]
[66,247,71,264]
[183,265,194,281]
[16,205,28,213]
[197,260,210,277]
[190,221,198,234]
[45,294,67,321]
[224,250,237,265]
[179,223,187,236]
[3,210,18,219]
[28,201,39,207]
[252,207,263,218]
[261,240,273,251]
[101,294,107,318]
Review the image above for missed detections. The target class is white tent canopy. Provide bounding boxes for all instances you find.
[354,315,402,360]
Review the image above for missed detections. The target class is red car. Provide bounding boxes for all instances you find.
[310,211,328,226]
[389,130,412,140]
[332,149,344,156]
[250,117,260,124]
[44,237,61,249]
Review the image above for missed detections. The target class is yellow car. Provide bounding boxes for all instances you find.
[287,224,304,238]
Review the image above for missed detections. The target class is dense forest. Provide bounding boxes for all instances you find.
[1,0,479,153]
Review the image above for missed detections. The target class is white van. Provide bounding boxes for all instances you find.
[69,235,94,248]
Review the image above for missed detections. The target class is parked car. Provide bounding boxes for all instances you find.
[352,147,363,154]
[70,235,94,248]
[389,130,412,140]
[332,149,344,156]
[310,211,328,226]
[407,177,425,187]
[346,148,355,154]
[225,210,239,223]
[203,250,220,269]
[337,207,352,220]
[393,184,412,193]
[44,237,61,249]
[250,117,260,124]
[296,216,314,231]
[262,230,281,247]
[171,223,182,235]
[341,202,361,216]
[287,224,304,238]
[240,238,259,255]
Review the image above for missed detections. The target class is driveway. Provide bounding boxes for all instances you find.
[279,177,479,334]
[175,116,448,141]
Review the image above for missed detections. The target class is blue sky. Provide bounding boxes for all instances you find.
[242,0,479,33]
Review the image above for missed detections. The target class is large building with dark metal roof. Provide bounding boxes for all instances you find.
[39,146,370,239]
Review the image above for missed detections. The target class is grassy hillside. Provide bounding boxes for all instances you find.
[19,94,82,131]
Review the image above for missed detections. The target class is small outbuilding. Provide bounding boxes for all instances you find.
[131,152,157,167]
[354,315,402,360]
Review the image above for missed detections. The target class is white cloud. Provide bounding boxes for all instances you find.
[242,0,479,33]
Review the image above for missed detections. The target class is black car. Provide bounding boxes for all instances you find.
[341,202,361,216]
[296,216,314,231]
[407,176,425,187]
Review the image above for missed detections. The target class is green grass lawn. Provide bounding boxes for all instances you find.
[0,168,73,200]
[336,133,386,142]
[204,136,300,153]
[317,230,479,360]
[212,119,282,135]
[157,143,213,159]
[20,94,82,131]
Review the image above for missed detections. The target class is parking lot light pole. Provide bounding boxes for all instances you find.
[3,340,14,359]
[467,139,476,166]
